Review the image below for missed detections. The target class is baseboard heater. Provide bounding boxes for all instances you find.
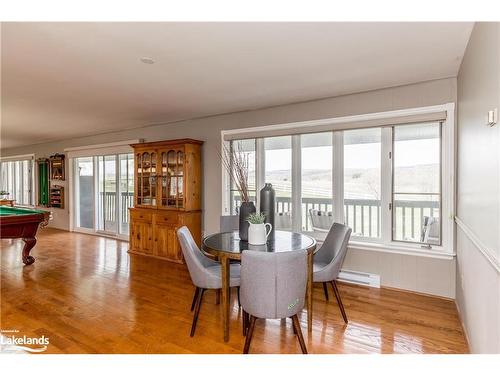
[338,269,380,288]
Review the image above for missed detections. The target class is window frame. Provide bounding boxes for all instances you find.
[263,135,295,230]
[390,122,443,246]
[300,132,334,232]
[221,103,455,257]
[342,127,383,243]
[0,154,35,207]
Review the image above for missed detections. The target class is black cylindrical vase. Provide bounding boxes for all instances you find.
[259,183,275,237]
[239,201,256,241]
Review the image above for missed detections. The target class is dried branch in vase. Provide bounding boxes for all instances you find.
[219,142,250,203]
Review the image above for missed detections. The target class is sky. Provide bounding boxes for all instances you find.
[266,139,440,171]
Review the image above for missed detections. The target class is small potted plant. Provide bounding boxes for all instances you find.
[247,212,272,245]
[0,191,9,200]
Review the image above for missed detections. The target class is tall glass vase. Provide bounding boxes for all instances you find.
[239,201,256,241]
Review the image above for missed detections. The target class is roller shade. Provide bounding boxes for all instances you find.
[65,140,140,158]
[223,110,446,141]
[0,154,35,162]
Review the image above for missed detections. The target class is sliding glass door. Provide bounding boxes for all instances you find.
[74,153,134,239]
[75,157,94,229]
[97,155,117,233]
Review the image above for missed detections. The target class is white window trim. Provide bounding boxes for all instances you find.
[68,157,74,230]
[332,132,344,224]
[291,135,301,232]
[0,153,35,162]
[221,103,456,257]
[380,128,393,244]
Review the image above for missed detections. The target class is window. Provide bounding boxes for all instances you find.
[0,157,34,206]
[392,123,441,245]
[301,133,333,231]
[265,136,292,230]
[229,139,256,214]
[223,106,453,254]
[343,128,381,239]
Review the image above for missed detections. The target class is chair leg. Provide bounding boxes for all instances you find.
[237,286,241,308]
[243,315,257,354]
[291,317,297,334]
[191,287,200,312]
[215,289,221,305]
[242,310,248,336]
[322,282,329,301]
[291,315,308,354]
[331,280,348,324]
[190,288,205,337]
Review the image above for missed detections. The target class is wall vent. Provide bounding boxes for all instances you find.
[338,269,380,288]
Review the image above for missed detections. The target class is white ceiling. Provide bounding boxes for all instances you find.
[1,22,473,149]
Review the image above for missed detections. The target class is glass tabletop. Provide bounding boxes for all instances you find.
[202,230,316,255]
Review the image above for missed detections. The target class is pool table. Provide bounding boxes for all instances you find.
[0,206,50,265]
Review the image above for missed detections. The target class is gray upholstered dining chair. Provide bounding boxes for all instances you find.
[220,215,239,232]
[313,222,352,324]
[240,250,308,354]
[177,226,241,337]
[219,214,242,306]
[309,208,335,233]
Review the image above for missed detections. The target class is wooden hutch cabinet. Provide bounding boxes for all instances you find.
[129,139,203,263]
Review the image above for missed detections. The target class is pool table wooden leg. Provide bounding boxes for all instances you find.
[22,237,36,265]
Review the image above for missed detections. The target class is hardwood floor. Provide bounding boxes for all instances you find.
[0,228,469,354]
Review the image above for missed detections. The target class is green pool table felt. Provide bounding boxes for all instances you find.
[0,206,48,216]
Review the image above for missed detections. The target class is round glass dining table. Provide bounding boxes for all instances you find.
[202,230,317,342]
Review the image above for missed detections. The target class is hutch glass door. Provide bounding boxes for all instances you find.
[137,151,157,206]
[160,149,184,208]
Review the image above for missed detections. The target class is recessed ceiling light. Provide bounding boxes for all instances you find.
[140,57,155,64]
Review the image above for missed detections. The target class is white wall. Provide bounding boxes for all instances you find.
[2,78,458,298]
[456,22,500,353]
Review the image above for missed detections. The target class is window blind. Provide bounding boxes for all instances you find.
[223,111,447,141]
[65,140,140,158]
[0,154,35,162]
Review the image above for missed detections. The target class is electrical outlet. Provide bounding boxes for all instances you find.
[487,108,498,126]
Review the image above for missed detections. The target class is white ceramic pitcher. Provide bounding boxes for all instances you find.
[247,222,273,245]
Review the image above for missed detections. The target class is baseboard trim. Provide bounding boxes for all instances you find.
[334,281,455,302]
[455,216,500,274]
[380,285,455,302]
